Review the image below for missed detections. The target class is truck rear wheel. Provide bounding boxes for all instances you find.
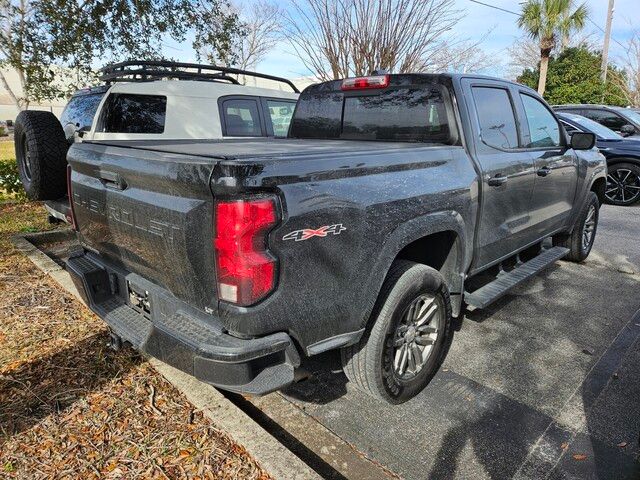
[553,191,599,263]
[14,110,69,200]
[341,260,453,404]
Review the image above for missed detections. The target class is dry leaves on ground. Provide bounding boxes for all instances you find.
[0,202,270,479]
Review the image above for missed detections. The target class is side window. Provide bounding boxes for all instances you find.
[560,121,579,135]
[519,94,560,148]
[222,99,262,136]
[471,87,519,149]
[101,94,166,133]
[60,93,104,131]
[582,109,626,131]
[266,100,295,137]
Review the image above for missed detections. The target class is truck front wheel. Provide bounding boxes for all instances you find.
[341,260,453,404]
[553,191,600,263]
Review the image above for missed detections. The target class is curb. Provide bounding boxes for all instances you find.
[11,231,321,480]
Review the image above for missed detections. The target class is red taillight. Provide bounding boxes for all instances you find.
[341,74,389,90]
[66,165,77,230]
[214,197,278,306]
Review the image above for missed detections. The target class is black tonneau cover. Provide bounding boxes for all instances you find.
[84,138,444,160]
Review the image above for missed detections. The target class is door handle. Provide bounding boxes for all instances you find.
[537,166,552,177]
[99,170,126,190]
[488,174,508,187]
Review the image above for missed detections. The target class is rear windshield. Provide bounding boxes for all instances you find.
[61,92,104,131]
[290,85,451,143]
[100,94,167,134]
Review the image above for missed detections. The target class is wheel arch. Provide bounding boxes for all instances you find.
[591,176,606,206]
[370,211,469,320]
[606,156,640,167]
[395,231,462,293]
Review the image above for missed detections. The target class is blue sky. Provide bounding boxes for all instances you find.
[164,0,639,79]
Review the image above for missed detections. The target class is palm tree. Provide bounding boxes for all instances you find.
[518,0,588,96]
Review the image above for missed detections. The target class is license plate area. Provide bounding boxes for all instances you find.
[127,281,152,318]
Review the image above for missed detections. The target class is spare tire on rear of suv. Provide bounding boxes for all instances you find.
[14,110,69,200]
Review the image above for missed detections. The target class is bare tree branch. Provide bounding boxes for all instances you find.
[428,30,495,74]
[609,29,640,107]
[283,0,464,80]
[235,0,281,70]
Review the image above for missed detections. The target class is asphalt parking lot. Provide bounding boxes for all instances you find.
[25,203,640,480]
[276,202,640,479]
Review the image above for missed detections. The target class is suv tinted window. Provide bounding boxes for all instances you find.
[582,109,626,131]
[291,87,451,143]
[222,99,262,136]
[560,120,579,135]
[266,100,295,136]
[60,93,104,131]
[101,94,166,133]
[520,94,560,147]
[471,87,519,149]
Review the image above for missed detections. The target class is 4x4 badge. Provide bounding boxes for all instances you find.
[283,224,346,242]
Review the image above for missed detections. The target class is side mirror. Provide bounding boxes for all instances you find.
[76,125,90,138]
[620,124,636,136]
[570,132,596,150]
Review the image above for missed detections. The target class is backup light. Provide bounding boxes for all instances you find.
[341,74,390,90]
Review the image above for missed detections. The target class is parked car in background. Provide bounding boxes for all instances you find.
[65,73,605,404]
[13,61,300,222]
[557,112,640,206]
[553,104,640,138]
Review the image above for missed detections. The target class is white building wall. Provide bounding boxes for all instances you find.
[0,68,67,122]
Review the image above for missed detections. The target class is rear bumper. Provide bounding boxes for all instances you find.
[44,197,71,224]
[66,252,298,395]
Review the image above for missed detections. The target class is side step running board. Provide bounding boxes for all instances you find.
[464,246,569,309]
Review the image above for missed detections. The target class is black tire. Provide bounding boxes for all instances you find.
[14,110,69,201]
[605,162,640,206]
[553,191,599,263]
[341,260,453,404]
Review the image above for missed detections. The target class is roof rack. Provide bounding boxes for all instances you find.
[99,61,300,93]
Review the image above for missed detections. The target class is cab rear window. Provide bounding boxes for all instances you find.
[100,94,167,134]
[290,86,451,143]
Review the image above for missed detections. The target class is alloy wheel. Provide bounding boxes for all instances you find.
[606,169,640,204]
[392,294,441,380]
[582,204,597,251]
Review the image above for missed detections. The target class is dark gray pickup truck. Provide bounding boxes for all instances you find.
[66,73,606,404]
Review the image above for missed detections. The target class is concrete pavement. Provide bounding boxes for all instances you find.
[20,202,640,479]
[278,203,640,479]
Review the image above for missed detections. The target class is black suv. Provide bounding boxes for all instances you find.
[557,111,640,206]
[553,104,640,138]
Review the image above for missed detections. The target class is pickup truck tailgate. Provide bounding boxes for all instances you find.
[67,142,220,310]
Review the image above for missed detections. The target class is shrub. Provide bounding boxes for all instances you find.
[0,158,26,201]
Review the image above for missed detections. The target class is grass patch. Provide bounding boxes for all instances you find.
[0,140,14,161]
[0,203,51,242]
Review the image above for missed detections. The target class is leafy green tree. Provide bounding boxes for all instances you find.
[517,47,627,106]
[0,0,242,110]
[518,0,588,96]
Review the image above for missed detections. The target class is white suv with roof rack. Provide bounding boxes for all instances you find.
[13,61,299,220]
